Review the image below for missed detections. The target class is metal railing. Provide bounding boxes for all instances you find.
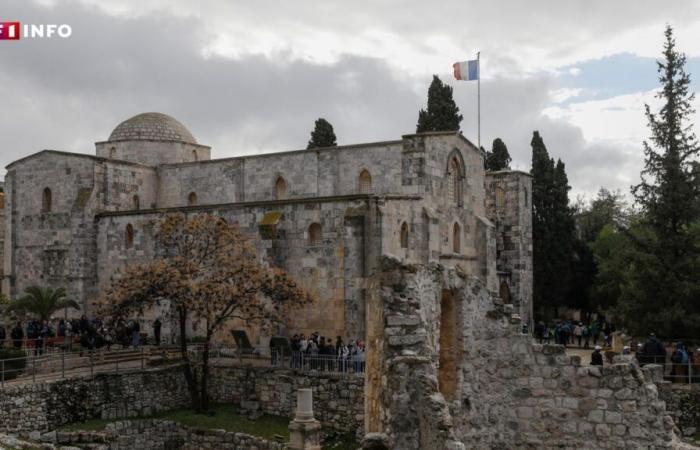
[267,350,365,375]
[0,346,154,387]
[0,344,366,387]
[207,347,366,375]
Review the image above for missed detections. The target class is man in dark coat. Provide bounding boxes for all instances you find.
[591,345,604,366]
[11,322,24,349]
[153,318,162,346]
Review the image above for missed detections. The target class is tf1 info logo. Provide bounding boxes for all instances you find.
[0,22,72,40]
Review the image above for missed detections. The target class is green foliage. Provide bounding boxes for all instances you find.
[485,138,511,171]
[589,224,632,311]
[569,189,629,313]
[307,118,337,149]
[530,131,576,316]
[615,25,700,338]
[416,75,462,132]
[6,286,79,321]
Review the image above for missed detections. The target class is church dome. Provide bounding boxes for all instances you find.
[108,112,197,144]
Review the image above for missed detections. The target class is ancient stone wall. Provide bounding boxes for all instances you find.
[157,141,405,208]
[659,384,700,439]
[371,257,692,450]
[4,152,101,308]
[96,196,372,341]
[53,419,285,450]
[0,367,190,435]
[0,364,363,437]
[209,364,365,435]
[485,170,533,325]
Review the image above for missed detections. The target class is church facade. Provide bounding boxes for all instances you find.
[2,112,532,341]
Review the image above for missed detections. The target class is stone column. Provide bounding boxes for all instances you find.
[288,389,322,450]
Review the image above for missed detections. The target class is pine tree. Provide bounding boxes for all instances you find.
[485,138,512,171]
[530,131,576,318]
[618,25,700,337]
[416,75,463,132]
[307,118,337,149]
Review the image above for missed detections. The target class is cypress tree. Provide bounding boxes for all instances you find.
[416,75,463,132]
[530,131,575,318]
[619,25,700,337]
[307,118,337,149]
[485,138,512,171]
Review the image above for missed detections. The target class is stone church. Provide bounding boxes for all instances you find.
[2,112,532,341]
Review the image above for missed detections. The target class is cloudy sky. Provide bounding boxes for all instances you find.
[2,0,700,200]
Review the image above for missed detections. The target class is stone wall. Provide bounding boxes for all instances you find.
[209,364,365,436]
[53,419,285,450]
[371,257,694,450]
[485,170,533,325]
[96,196,373,341]
[660,383,700,439]
[0,366,190,435]
[0,364,363,437]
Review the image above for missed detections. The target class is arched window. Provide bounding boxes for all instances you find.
[188,192,198,206]
[495,186,505,210]
[192,150,198,162]
[453,222,461,254]
[132,195,140,210]
[359,170,372,194]
[125,224,134,249]
[308,223,322,245]
[400,222,409,249]
[446,156,463,206]
[42,187,52,213]
[275,177,287,200]
[109,147,116,159]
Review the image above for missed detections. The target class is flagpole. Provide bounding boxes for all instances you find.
[477,51,481,150]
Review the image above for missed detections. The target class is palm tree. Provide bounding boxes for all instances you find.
[6,286,80,321]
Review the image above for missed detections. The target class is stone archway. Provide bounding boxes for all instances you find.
[499,280,511,304]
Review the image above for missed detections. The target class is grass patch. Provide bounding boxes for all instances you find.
[59,417,113,432]
[58,404,358,449]
[155,405,289,441]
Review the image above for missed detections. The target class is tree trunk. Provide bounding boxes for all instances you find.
[200,332,211,412]
[178,307,201,410]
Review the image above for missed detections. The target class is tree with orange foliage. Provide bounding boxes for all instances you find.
[100,214,309,411]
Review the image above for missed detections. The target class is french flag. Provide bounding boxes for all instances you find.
[453,60,479,81]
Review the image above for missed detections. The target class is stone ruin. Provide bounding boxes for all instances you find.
[361,256,697,449]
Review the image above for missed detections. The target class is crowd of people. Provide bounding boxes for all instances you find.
[533,319,699,383]
[533,320,616,349]
[0,316,163,355]
[287,332,366,373]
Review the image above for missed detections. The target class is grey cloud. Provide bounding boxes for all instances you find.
[0,0,652,201]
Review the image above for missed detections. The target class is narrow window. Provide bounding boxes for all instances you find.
[188,192,198,206]
[447,156,463,206]
[400,222,409,249]
[523,187,529,207]
[495,186,505,209]
[275,176,287,200]
[359,170,372,194]
[192,150,198,162]
[133,195,140,210]
[125,224,134,249]
[308,223,322,245]
[109,147,116,159]
[453,222,461,254]
[42,187,52,213]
